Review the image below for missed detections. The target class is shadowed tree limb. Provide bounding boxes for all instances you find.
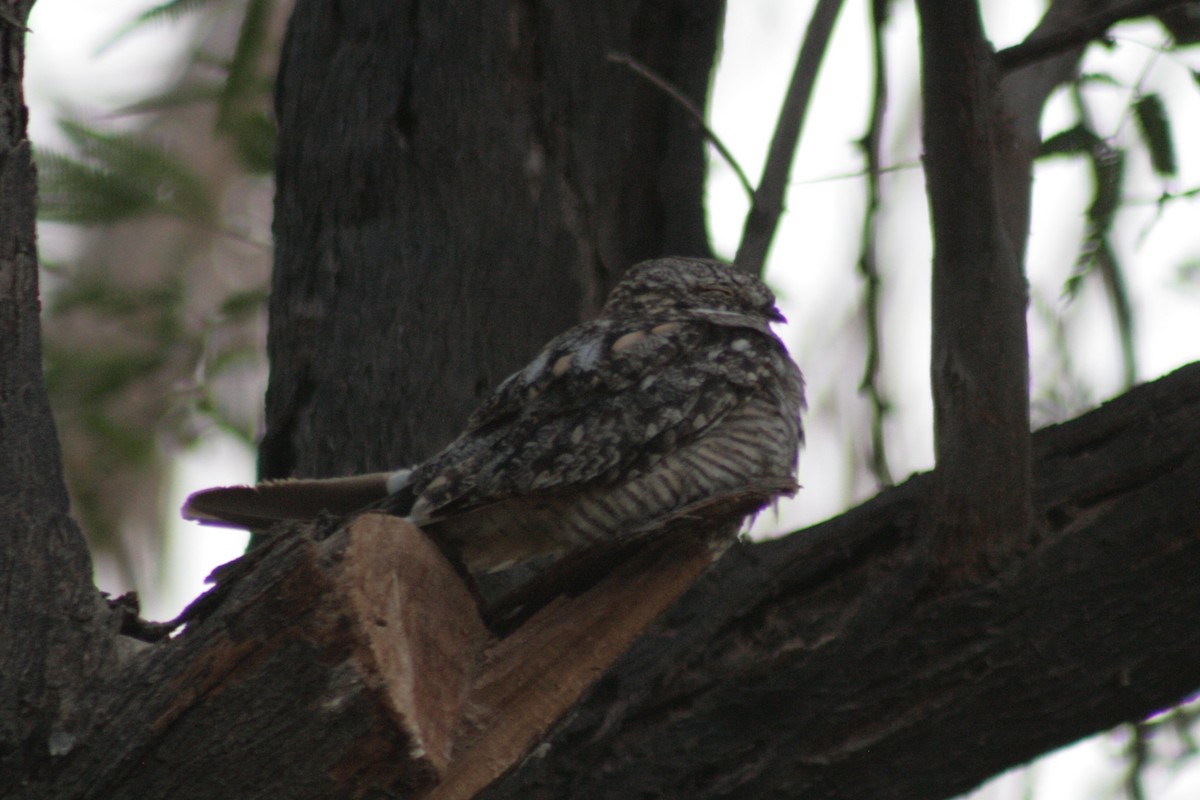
[916,0,1033,576]
[480,362,1200,800]
[735,0,845,275]
[1,2,121,786]
[997,0,1194,72]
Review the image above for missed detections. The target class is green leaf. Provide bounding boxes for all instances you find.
[219,288,270,319]
[1087,144,1124,227]
[1175,259,1200,289]
[218,0,272,128]
[1077,72,1123,88]
[1065,139,1125,299]
[1038,125,1100,158]
[44,345,168,409]
[212,0,277,172]
[1132,93,1177,177]
[37,151,160,223]
[117,82,224,116]
[130,0,218,25]
[48,272,183,322]
[100,0,219,52]
[36,120,215,225]
[1094,240,1137,388]
[230,111,277,173]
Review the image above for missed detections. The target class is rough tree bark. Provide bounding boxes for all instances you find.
[0,0,120,786]
[918,1,1034,577]
[260,0,721,480]
[478,362,1200,800]
[3,0,1200,798]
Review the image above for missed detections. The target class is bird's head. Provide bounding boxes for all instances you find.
[601,257,785,325]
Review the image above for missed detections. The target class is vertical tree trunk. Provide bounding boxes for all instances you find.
[262,0,725,481]
[916,1,1033,577]
[0,2,114,788]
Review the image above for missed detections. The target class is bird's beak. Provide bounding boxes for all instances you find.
[769,306,787,324]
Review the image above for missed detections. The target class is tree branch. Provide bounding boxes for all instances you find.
[607,52,755,201]
[916,0,1033,576]
[735,0,845,275]
[25,359,1200,798]
[997,0,1193,73]
[855,0,895,487]
[1,7,117,789]
[481,362,1200,800]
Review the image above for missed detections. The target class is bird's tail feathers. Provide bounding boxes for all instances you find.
[182,472,398,531]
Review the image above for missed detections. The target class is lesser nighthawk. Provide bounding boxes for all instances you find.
[184,257,805,574]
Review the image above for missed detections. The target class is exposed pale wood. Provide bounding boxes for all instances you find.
[423,531,720,800]
[38,515,490,799]
[337,513,490,774]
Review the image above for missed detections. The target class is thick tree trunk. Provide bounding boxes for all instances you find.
[0,2,118,790]
[261,0,723,481]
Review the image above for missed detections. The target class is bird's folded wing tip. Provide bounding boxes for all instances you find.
[180,485,254,523]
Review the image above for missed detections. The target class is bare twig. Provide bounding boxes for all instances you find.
[607,53,755,201]
[0,4,31,32]
[792,161,919,185]
[856,0,894,488]
[1065,83,1138,388]
[735,0,845,275]
[997,0,1190,72]
[1122,722,1151,800]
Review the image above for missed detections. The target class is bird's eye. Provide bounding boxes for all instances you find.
[699,287,734,304]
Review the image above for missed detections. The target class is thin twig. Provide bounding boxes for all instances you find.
[856,0,894,487]
[0,4,31,32]
[997,0,1190,72]
[793,161,919,186]
[734,0,845,275]
[607,53,755,201]
[1122,722,1150,800]
[1067,83,1139,388]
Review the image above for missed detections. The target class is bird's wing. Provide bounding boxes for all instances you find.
[405,318,783,524]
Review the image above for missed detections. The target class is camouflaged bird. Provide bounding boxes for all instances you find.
[184,257,805,574]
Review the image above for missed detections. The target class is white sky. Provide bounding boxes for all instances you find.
[21,2,1200,797]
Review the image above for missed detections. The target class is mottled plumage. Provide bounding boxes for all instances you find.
[185,257,804,574]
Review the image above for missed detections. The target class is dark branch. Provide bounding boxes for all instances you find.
[607,52,755,201]
[1,6,116,792]
[482,362,1200,800]
[855,0,895,487]
[735,0,845,275]
[997,0,1192,72]
[917,0,1033,575]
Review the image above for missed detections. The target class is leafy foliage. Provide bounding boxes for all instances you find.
[1132,93,1177,178]
[33,0,280,585]
[38,121,216,225]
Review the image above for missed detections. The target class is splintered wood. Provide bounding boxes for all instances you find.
[113,512,721,798]
[332,514,490,777]
[421,529,719,800]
